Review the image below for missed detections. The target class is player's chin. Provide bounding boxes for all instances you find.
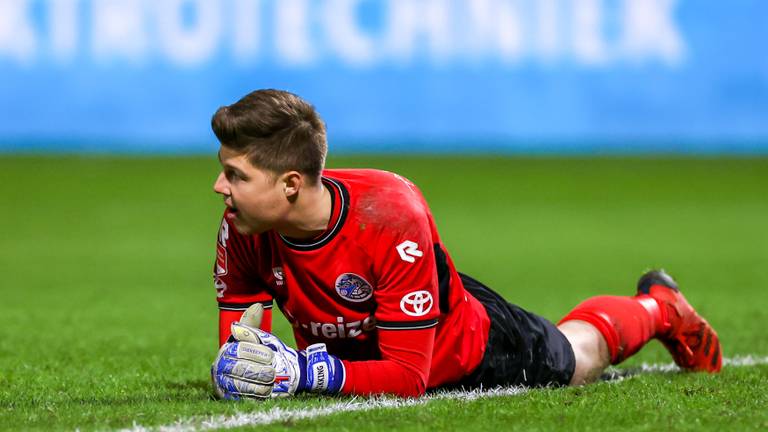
[231,221,255,235]
[230,217,267,236]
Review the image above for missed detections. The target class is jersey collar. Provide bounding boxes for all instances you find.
[278,176,349,251]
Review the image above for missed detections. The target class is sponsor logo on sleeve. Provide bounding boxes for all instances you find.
[272,267,284,286]
[396,240,423,263]
[214,277,227,298]
[214,242,229,297]
[335,273,373,302]
[218,219,229,247]
[215,243,228,276]
[214,220,230,298]
[400,291,433,317]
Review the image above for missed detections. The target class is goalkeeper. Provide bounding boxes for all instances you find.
[210,89,722,399]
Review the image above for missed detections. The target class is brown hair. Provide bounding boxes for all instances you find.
[211,89,327,183]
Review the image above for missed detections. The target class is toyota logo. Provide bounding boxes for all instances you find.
[400,291,434,317]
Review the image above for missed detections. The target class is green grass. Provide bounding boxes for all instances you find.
[0,155,766,431]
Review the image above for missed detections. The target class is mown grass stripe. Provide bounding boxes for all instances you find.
[120,354,768,432]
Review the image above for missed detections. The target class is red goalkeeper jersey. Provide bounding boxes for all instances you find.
[214,169,490,396]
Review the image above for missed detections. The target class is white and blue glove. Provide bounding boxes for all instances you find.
[211,304,345,400]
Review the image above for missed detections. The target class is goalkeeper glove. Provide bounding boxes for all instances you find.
[211,304,345,399]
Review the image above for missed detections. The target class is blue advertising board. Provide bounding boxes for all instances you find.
[0,0,766,153]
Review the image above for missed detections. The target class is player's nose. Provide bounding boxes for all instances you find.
[213,172,229,195]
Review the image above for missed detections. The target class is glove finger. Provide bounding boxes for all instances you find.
[215,374,272,399]
[223,341,274,365]
[231,321,264,344]
[215,356,276,385]
[239,303,264,328]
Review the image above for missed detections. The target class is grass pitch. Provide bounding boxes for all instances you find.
[0,155,767,431]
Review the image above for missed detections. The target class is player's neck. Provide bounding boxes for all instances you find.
[277,181,332,239]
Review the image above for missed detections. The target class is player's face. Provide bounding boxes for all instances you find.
[213,146,289,235]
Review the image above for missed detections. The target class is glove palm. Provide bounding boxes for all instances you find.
[211,304,303,399]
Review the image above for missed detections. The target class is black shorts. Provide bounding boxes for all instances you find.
[453,273,575,389]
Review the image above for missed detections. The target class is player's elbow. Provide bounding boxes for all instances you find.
[406,382,428,398]
[394,369,428,398]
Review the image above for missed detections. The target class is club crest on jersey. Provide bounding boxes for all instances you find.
[335,273,373,302]
[400,290,433,317]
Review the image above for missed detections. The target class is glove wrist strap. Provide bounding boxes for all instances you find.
[303,343,345,394]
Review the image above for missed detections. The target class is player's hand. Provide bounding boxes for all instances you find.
[211,304,303,400]
[211,303,347,400]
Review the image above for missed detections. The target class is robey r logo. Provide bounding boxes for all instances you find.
[396,240,423,263]
[400,291,433,317]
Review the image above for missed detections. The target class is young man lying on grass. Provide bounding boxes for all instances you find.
[209,89,721,399]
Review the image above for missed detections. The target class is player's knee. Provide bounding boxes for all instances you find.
[568,345,603,385]
[559,320,610,385]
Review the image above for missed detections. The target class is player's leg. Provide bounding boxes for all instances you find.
[557,292,661,385]
[558,270,722,385]
[557,320,610,385]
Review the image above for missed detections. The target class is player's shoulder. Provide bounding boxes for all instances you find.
[324,168,421,199]
[324,168,432,234]
[324,168,411,186]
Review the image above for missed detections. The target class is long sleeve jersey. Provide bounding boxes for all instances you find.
[214,169,490,397]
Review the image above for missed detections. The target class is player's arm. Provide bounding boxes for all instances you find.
[340,327,436,397]
[212,215,274,346]
[212,216,349,399]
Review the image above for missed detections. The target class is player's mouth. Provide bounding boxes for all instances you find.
[224,198,239,217]
[225,208,239,223]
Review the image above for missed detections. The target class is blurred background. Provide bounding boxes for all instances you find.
[1,3,767,428]
[1,0,766,153]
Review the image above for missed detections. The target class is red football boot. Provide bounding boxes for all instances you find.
[637,270,722,372]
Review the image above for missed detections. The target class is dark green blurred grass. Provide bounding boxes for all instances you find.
[0,155,766,431]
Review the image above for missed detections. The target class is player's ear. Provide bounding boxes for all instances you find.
[280,171,303,199]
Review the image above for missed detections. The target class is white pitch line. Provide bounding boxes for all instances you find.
[119,355,768,432]
[601,353,768,382]
[653,353,768,370]
[121,387,529,432]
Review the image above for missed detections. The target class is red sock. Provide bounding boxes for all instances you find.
[559,295,667,364]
